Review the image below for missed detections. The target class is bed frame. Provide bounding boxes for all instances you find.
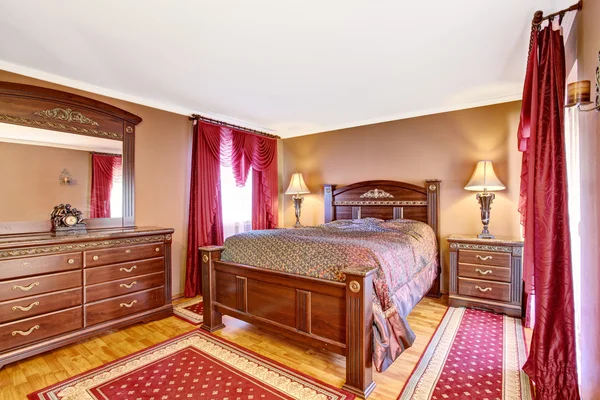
[200,180,441,398]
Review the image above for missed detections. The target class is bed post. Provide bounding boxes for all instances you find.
[342,266,377,398]
[426,179,442,298]
[199,246,226,332]
[323,184,336,223]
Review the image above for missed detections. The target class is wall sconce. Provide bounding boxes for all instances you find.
[59,169,73,185]
[566,79,599,112]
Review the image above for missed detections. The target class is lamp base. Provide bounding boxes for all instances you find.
[475,191,496,240]
[292,195,304,228]
[478,232,495,239]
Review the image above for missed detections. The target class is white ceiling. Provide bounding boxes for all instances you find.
[0,0,574,138]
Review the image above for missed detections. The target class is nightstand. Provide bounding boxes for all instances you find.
[448,235,524,318]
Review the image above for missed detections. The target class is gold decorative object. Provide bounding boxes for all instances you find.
[12,325,40,336]
[349,281,361,293]
[475,286,492,292]
[155,247,160,252]
[202,254,209,263]
[428,184,437,191]
[34,107,100,126]
[120,300,137,308]
[0,236,165,259]
[359,189,394,199]
[0,114,122,139]
[456,243,512,252]
[68,259,75,264]
[12,282,39,291]
[475,255,493,261]
[22,261,30,266]
[92,255,99,261]
[125,249,131,254]
[475,269,493,275]
[120,281,137,289]
[166,234,172,241]
[120,266,137,273]
[334,200,427,206]
[12,302,40,312]
[125,126,134,133]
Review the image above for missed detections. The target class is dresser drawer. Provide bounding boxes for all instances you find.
[85,243,164,267]
[0,271,82,302]
[458,263,511,282]
[85,287,165,326]
[85,257,164,285]
[0,307,82,352]
[0,288,82,324]
[458,277,510,302]
[458,250,511,267]
[0,253,82,281]
[85,272,165,303]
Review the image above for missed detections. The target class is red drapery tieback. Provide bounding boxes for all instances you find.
[90,154,122,219]
[517,24,580,399]
[184,122,278,297]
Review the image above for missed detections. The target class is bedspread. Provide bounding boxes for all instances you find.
[220,218,438,372]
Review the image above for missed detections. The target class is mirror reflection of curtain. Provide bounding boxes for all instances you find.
[90,154,122,218]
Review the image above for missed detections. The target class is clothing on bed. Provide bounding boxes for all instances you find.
[220,218,438,372]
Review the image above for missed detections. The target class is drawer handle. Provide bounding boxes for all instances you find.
[476,255,493,261]
[12,282,39,291]
[68,258,75,264]
[22,261,30,266]
[12,301,40,312]
[475,285,493,292]
[120,266,137,273]
[155,247,160,252]
[12,325,40,336]
[120,281,137,289]
[125,249,132,254]
[475,268,493,275]
[120,300,137,308]
[92,255,99,261]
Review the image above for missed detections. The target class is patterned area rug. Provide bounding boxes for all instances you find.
[29,329,354,400]
[174,297,204,325]
[399,307,532,400]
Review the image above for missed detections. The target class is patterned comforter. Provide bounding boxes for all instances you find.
[220,218,438,372]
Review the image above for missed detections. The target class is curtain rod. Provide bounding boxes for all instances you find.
[532,1,582,26]
[189,114,281,140]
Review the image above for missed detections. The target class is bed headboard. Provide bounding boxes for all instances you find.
[323,179,442,297]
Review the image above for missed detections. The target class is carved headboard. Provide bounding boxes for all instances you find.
[323,180,442,297]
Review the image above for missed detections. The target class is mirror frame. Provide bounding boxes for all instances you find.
[0,81,142,235]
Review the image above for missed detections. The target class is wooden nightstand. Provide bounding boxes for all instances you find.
[448,235,524,318]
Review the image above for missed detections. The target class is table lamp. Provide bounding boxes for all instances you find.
[464,160,505,239]
[285,172,310,228]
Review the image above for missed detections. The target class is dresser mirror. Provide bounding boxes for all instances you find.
[0,81,142,235]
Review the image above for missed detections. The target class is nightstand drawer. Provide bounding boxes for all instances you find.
[458,277,510,302]
[458,250,511,267]
[458,263,511,282]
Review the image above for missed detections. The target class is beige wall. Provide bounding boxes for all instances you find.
[282,101,523,292]
[0,70,192,298]
[0,142,91,221]
[576,2,600,397]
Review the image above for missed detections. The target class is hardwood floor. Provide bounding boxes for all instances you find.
[0,296,530,399]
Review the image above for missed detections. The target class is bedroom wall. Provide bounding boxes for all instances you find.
[0,70,192,298]
[576,0,600,396]
[0,142,91,221]
[282,101,523,292]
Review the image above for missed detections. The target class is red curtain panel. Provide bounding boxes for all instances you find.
[517,25,580,399]
[184,122,278,297]
[90,154,122,218]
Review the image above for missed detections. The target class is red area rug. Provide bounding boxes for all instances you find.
[174,297,204,325]
[29,329,354,400]
[399,307,532,400]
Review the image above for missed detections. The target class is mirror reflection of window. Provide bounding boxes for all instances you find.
[220,164,252,240]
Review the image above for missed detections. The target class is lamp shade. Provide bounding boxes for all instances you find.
[285,173,310,195]
[464,160,506,192]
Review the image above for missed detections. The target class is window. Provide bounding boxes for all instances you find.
[109,160,123,218]
[220,164,252,240]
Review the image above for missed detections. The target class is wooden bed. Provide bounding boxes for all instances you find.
[200,180,441,398]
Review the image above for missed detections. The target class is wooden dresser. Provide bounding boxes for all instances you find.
[448,235,524,317]
[0,227,173,369]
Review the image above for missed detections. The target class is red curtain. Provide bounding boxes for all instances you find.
[517,25,580,399]
[184,122,278,297]
[90,154,122,218]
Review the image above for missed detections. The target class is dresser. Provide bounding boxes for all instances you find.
[448,235,524,317]
[0,227,173,369]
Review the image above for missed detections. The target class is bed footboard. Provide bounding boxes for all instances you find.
[199,246,377,398]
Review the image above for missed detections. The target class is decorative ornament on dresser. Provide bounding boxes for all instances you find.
[285,172,310,228]
[464,160,505,239]
[50,204,86,232]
